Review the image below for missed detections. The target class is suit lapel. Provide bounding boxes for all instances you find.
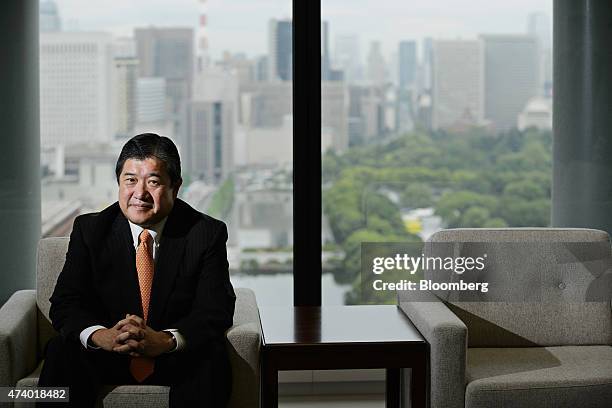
[147,205,187,329]
[110,213,143,318]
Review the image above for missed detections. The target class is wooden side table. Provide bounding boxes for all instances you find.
[259,305,428,408]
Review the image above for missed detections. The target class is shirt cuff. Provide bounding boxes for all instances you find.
[79,325,106,349]
[162,329,185,352]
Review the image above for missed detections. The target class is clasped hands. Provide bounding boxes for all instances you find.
[90,314,175,357]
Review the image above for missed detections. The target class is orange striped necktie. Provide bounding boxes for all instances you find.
[130,228,155,382]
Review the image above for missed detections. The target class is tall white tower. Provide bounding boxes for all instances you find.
[197,0,209,71]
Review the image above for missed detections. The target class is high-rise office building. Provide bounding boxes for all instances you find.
[389,51,399,87]
[134,27,194,155]
[482,34,539,131]
[40,32,113,147]
[527,12,551,49]
[189,68,236,183]
[114,57,138,138]
[134,27,194,113]
[190,101,234,183]
[239,82,292,128]
[398,40,417,90]
[220,52,258,87]
[268,19,292,81]
[347,85,386,144]
[366,41,387,86]
[113,38,138,139]
[527,12,553,95]
[431,39,484,130]
[420,37,434,91]
[40,0,61,32]
[255,55,269,82]
[397,88,415,133]
[137,77,166,124]
[113,37,137,59]
[334,34,361,83]
[244,117,292,166]
[322,82,348,152]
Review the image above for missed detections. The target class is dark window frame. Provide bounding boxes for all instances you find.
[292,0,322,306]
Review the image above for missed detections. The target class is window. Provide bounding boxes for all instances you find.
[39,0,294,305]
[321,0,553,305]
[39,0,556,307]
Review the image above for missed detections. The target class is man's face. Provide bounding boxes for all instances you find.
[118,157,181,227]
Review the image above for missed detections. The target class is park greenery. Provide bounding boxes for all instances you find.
[323,127,552,304]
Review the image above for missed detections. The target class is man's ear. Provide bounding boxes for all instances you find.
[173,179,183,199]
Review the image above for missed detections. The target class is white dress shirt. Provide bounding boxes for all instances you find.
[79,217,185,352]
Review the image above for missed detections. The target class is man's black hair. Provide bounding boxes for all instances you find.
[115,133,182,186]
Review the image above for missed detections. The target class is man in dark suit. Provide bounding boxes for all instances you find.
[38,133,236,407]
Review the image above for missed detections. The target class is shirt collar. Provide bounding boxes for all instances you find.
[128,217,167,248]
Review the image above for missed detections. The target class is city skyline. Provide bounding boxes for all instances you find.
[39,0,555,307]
[48,0,552,60]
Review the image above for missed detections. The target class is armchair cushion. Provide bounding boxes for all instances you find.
[16,362,170,408]
[0,290,38,386]
[465,345,612,408]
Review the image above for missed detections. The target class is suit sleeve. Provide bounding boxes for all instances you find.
[174,221,236,351]
[49,216,102,342]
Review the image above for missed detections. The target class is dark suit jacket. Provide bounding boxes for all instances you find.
[49,198,236,354]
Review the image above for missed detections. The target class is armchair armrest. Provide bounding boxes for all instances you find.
[399,292,467,408]
[226,288,261,408]
[0,290,38,386]
[226,322,260,369]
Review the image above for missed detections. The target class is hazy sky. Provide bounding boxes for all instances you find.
[51,0,552,59]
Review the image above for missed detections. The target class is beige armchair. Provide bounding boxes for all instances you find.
[0,237,261,407]
[399,228,612,408]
